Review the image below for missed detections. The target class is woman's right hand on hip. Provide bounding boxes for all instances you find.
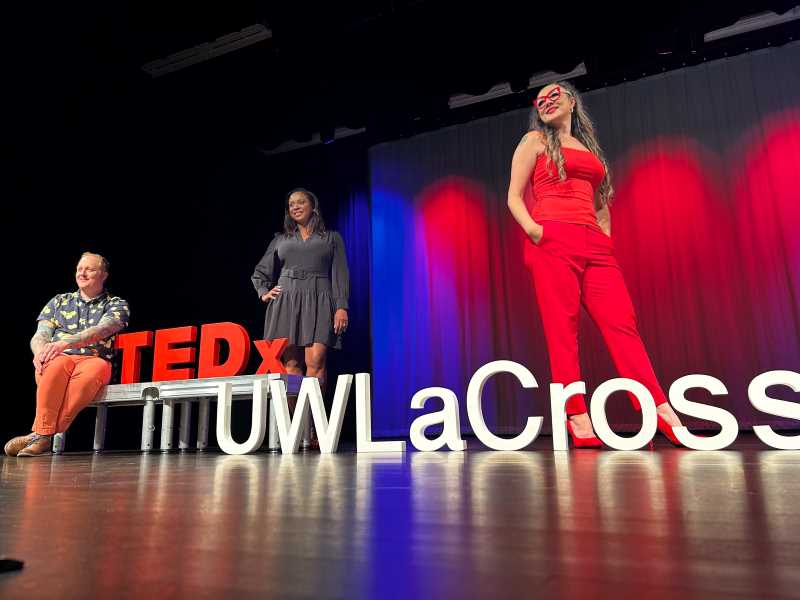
[261,286,282,302]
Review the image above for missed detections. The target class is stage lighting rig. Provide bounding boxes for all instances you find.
[142,24,273,77]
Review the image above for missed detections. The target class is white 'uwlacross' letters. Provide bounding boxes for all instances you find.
[668,374,738,450]
[409,387,466,451]
[213,363,800,454]
[466,360,544,451]
[748,370,800,450]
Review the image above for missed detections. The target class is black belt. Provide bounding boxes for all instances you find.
[280,268,329,279]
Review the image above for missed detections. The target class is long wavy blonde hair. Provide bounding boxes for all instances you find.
[529,81,614,208]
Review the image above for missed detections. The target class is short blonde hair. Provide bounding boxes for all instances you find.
[80,252,110,273]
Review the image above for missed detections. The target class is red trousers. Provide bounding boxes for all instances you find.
[524,220,668,415]
[32,354,111,435]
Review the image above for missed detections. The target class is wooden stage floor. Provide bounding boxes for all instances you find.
[1,434,799,599]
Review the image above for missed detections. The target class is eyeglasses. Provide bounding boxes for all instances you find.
[534,86,572,111]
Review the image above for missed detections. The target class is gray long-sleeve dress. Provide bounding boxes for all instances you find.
[251,230,350,349]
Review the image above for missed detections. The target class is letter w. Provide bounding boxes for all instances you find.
[269,375,353,453]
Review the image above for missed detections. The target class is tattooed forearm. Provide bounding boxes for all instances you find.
[31,322,55,355]
[59,316,124,349]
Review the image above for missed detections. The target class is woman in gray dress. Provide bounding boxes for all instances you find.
[252,188,349,393]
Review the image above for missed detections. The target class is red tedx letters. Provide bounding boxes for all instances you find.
[114,322,287,383]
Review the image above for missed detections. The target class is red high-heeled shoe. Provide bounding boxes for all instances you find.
[566,420,603,448]
[656,414,683,446]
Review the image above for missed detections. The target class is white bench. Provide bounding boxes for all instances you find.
[52,373,306,453]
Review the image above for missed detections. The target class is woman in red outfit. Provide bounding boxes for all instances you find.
[507,81,684,447]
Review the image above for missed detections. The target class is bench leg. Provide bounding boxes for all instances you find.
[161,399,175,452]
[93,405,108,452]
[52,432,66,454]
[197,399,210,451]
[141,399,156,452]
[179,401,192,451]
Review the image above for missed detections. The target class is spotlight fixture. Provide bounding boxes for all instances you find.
[448,63,587,109]
[703,6,800,42]
[261,127,367,157]
[320,126,336,145]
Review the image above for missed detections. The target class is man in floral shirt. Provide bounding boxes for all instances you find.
[4,252,130,457]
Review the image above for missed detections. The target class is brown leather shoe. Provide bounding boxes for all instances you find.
[17,434,52,457]
[4,433,37,457]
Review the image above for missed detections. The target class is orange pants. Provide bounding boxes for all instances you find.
[32,354,111,435]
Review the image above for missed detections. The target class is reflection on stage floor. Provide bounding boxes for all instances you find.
[1,434,799,599]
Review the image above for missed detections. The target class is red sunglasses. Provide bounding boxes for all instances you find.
[534,86,572,111]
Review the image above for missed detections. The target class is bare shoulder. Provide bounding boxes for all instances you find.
[527,130,545,143]
[514,130,544,158]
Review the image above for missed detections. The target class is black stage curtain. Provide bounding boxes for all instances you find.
[4,131,371,448]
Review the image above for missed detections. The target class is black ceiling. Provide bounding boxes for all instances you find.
[7,1,799,151]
